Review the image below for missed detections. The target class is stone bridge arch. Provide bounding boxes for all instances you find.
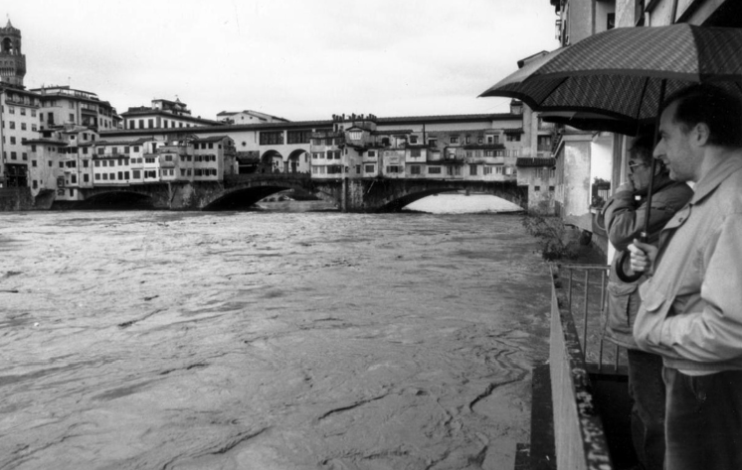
[318,178,527,212]
[202,175,316,210]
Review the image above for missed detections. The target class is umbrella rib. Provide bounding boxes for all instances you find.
[633,77,650,122]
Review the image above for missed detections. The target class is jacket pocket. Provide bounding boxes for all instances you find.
[606,281,640,335]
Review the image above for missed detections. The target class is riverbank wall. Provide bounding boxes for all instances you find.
[0,188,37,211]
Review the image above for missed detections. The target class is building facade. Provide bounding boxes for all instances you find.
[123,98,221,130]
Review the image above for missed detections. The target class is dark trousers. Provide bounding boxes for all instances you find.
[663,367,742,470]
[627,349,666,470]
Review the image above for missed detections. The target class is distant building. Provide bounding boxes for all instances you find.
[308,110,536,183]
[122,98,222,130]
[31,86,118,132]
[217,110,290,124]
[516,157,556,211]
[0,86,40,188]
[0,19,25,88]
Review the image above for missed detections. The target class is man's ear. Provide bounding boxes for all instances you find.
[693,122,711,146]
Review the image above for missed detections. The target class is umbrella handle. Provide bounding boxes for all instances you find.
[615,232,647,283]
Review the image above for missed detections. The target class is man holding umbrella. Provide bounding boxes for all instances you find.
[601,132,692,470]
[630,84,742,470]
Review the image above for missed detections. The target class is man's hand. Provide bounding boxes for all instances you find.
[628,239,658,273]
[616,181,636,194]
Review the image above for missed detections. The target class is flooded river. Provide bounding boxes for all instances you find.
[0,211,552,470]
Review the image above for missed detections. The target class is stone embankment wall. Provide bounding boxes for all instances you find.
[0,188,35,211]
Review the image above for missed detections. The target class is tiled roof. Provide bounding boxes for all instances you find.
[516,157,555,167]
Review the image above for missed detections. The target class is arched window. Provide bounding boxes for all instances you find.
[1,38,13,54]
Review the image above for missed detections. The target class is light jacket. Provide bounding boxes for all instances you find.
[634,152,742,371]
[601,175,692,349]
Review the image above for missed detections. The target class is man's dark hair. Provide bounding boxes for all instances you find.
[630,132,654,164]
[662,84,742,148]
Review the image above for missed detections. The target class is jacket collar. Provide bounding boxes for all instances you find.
[690,149,742,205]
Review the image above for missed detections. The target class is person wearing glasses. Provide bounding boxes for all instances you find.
[600,133,692,470]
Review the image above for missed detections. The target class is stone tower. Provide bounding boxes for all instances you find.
[0,19,26,87]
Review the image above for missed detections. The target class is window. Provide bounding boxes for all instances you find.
[69,113,74,122]
[259,131,283,145]
[71,175,77,184]
[21,123,26,130]
[506,133,521,142]
[356,165,361,174]
[410,149,421,158]
[148,119,154,128]
[364,165,375,173]
[428,138,437,147]
[450,135,459,144]
[22,152,27,161]
[9,106,14,114]
[31,124,37,131]
[10,137,15,144]
[84,174,89,183]
[9,121,15,129]
[94,161,100,167]
[534,185,541,192]
[428,167,442,174]
[410,165,421,175]
[33,180,38,189]
[327,150,341,160]
[484,166,492,175]
[32,160,37,167]
[386,166,401,173]
[367,150,377,158]
[10,151,16,160]
[409,135,418,144]
[287,130,312,144]
[538,135,552,151]
[95,174,101,180]
[133,170,141,179]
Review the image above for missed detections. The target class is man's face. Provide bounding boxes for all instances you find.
[628,156,653,193]
[653,101,698,182]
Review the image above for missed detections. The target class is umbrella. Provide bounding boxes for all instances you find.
[480,24,742,125]
[480,24,742,279]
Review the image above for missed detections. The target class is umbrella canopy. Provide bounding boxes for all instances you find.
[480,24,742,125]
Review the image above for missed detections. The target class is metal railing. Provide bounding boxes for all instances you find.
[560,264,627,373]
[549,264,615,470]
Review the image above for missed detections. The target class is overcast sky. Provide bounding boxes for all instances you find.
[3,0,558,121]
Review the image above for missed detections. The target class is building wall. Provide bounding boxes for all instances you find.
[560,137,592,218]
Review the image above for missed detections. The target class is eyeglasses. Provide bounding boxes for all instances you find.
[627,162,646,173]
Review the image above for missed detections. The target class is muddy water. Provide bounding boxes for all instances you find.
[0,211,552,470]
